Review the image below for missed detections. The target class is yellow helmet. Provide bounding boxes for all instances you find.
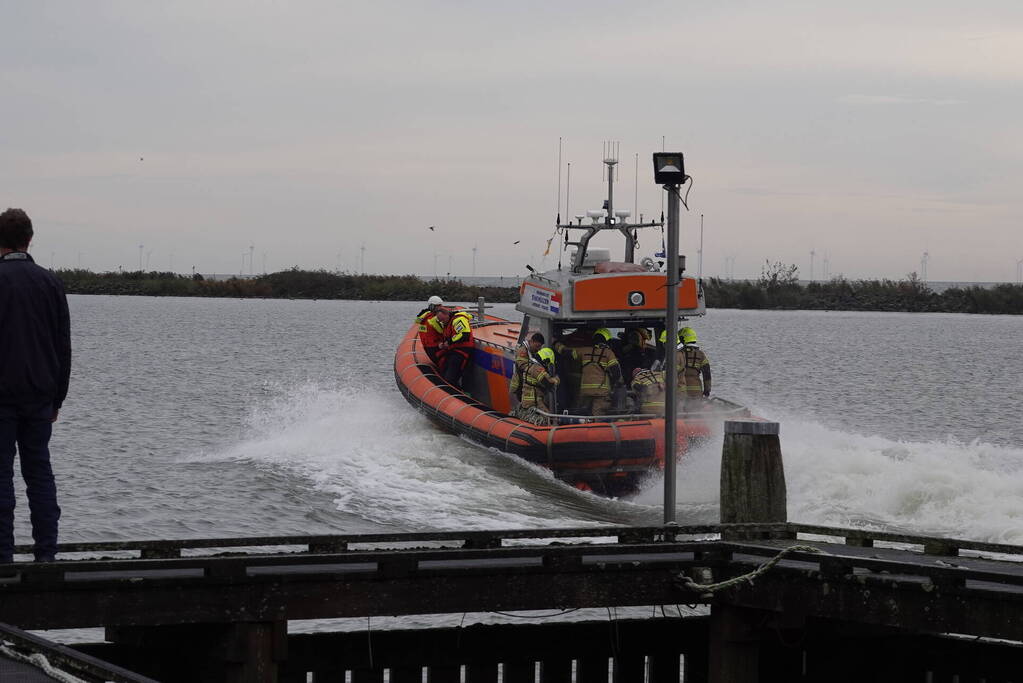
[593,328,611,343]
[659,327,698,344]
[537,347,555,365]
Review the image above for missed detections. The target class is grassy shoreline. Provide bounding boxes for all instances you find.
[57,268,521,304]
[56,267,1023,314]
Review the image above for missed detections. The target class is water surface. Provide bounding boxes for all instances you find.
[25,296,1023,550]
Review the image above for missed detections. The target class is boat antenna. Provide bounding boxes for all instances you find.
[555,136,563,225]
[633,152,639,223]
[565,161,571,229]
[698,213,704,280]
[560,162,570,271]
[659,136,665,217]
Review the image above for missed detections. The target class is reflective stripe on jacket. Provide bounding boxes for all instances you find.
[577,344,620,398]
[445,312,474,348]
[416,310,445,348]
[681,345,711,397]
[520,362,558,411]
[632,369,665,413]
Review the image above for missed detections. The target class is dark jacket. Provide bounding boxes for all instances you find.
[0,252,71,409]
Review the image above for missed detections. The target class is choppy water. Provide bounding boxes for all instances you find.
[16,296,1023,552]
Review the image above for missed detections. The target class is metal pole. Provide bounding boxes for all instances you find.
[663,183,680,524]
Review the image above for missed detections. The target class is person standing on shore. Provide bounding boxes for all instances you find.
[0,208,71,563]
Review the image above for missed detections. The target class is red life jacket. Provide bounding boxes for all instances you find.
[416,310,445,350]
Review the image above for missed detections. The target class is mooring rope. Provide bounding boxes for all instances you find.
[678,544,823,598]
[0,642,88,683]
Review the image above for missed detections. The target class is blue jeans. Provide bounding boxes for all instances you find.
[0,402,61,562]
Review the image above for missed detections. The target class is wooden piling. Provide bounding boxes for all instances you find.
[720,419,786,538]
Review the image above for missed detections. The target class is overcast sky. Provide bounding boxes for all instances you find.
[3,1,1021,281]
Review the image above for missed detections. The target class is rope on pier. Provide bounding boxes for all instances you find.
[0,642,88,683]
[677,544,823,598]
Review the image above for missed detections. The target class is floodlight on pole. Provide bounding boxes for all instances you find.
[651,151,689,525]
[652,152,686,185]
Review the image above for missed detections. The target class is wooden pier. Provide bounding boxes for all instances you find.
[1,420,1021,682]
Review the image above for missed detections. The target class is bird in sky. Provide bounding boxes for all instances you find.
[427,226,435,231]
[513,240,520,245]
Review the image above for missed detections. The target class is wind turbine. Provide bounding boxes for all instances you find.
[921,251,930,282]
[809,249,816,282]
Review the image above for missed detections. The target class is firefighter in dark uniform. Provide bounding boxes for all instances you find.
[615,327,655,379]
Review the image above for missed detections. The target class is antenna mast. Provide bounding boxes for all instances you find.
[556,137,563,223]
[698,214,704,280]
[559,143,663,272]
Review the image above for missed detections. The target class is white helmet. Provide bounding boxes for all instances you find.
[427,295,444,309]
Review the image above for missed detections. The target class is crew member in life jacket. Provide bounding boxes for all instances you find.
[576,328,622,416]
[630,367,666,416]
[678,326,711,405]
[435,308,474,388]
[415,295,446,363]
[510,332,545,407]
[515,348,560,425]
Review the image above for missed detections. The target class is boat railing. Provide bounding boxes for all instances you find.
[702,397,752,417]
[532,409,660,424]
[525,272,560,288]
[533,398,750,425]
[474,337,514,353]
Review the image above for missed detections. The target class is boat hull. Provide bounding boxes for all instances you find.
[394,317,744,496]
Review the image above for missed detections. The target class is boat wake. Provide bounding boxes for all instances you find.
[769,408,1023,544]
[633,404,1023,544]
[201,385,1023,543]
[201,381,659,531]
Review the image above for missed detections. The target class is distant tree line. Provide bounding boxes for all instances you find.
[56,268,520,303]
[56,264,1023,314]
[703,261,1023,315]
